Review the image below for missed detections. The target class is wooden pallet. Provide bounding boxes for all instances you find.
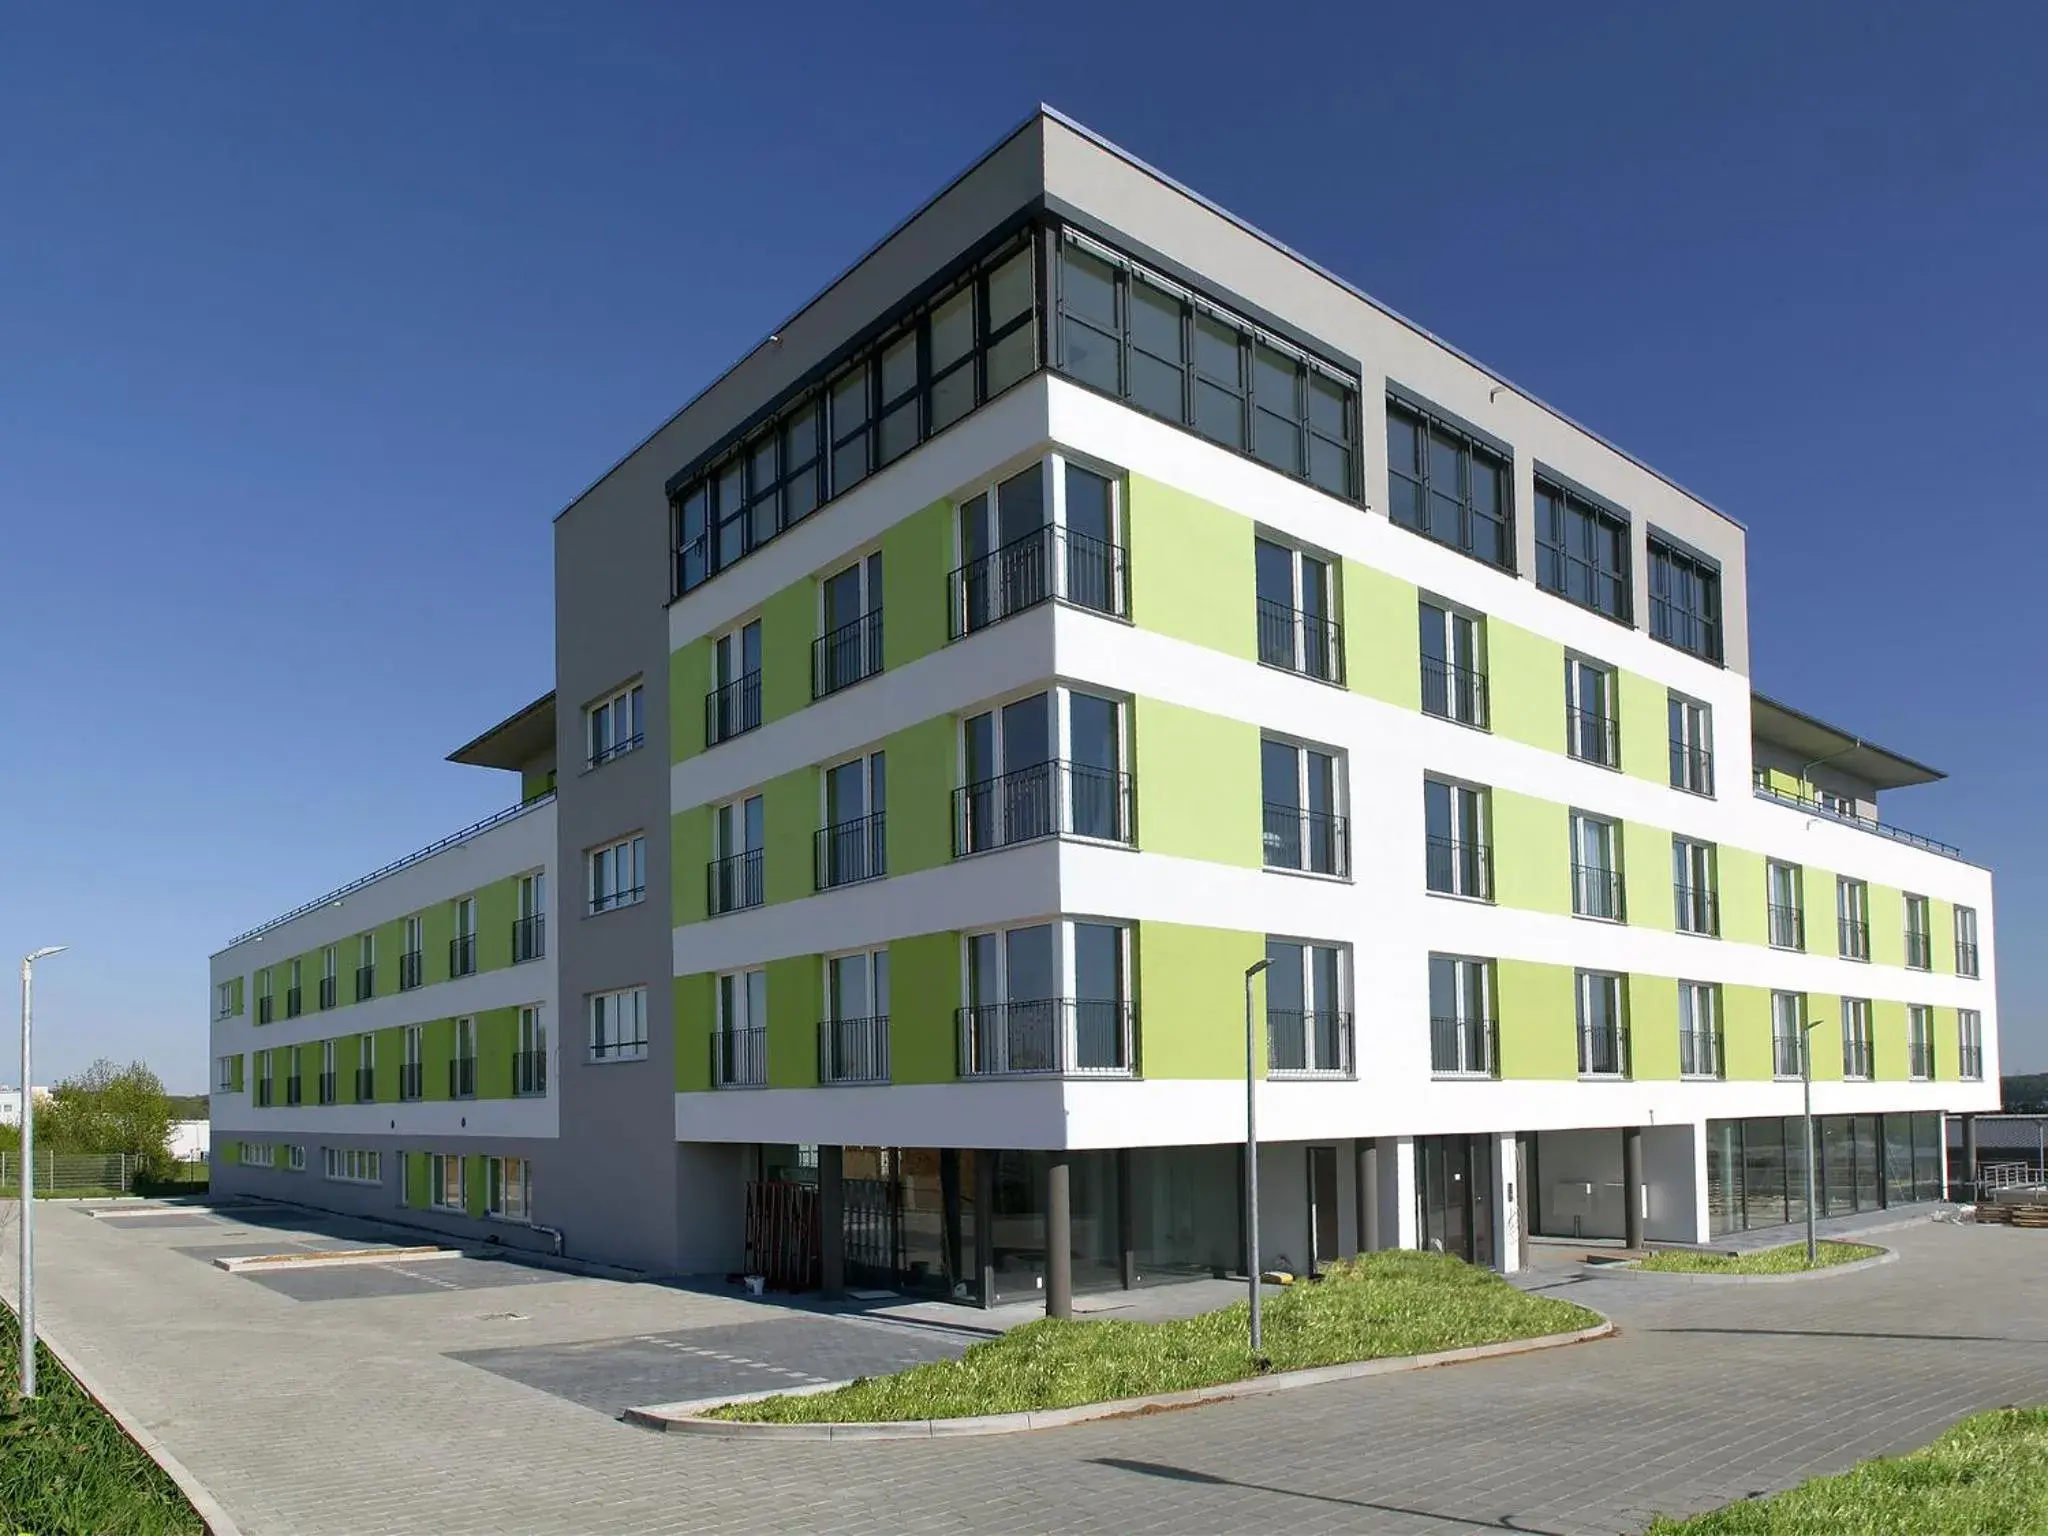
[1976,1202,2014,1224]
[2014,1205,2048,1229]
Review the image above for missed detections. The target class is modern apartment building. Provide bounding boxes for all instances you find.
[210,108,1998,1308]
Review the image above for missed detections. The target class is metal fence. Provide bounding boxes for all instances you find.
[0,1152,208,1194]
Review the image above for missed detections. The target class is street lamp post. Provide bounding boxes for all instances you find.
[1801,1016,1827,1269]
[1244,958,1270,1357]
[18,945,67,1399]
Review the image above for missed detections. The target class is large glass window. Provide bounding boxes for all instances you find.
[1672,836,1719,936]
[1254,537,1341,682]
[1576,970,1627,1077]
[960,921,1132,1077]
[1261,737,1345,877]
[1649,535,1722,662]
[818,752,885,890]
[1565,656,1618,768]
[1669,694,1715,795]
[1955,905,1981,977]
[710,794,764,914]
[1908,1004,1935,1081]
[953,456,1125,637]
[1570,812,1622,920]
[1959,1009,1984,1080]
[1904,894,1932,971]
[1536,475,1631,621]
[816,552,884,699]
[1772,991,1805,1078]
[1767,860,1804,949]
[1840,997,1874,1079]
[1419,601,1487,727]
[957,689,1129,852]
[1424,778,1491,900]
[1387,395,1513,570]
[1264,938,1349,1077]
[1679,981,1721,1078]
[1837,877,1871,961]
[1429,954,1494,1076]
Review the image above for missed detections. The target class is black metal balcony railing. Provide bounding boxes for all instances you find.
[588,729,643,769]
[1674,883,1719,937]
[256,1079,274,1108]
[1573,863,1624,921]
[1255,597,1344,684]
[949,524,1129,639]
[1425,835,1493,901]
[285,1075,303,1107]
[449,932,477,978]
[285,986,302,1019]
[1960,1042,1984,1081]
[1671,740,1716,796]
[1261,803,1349,878]
[704,669,763,748]
[1421,657,1488,728]
[1680,1029,1724,1079]
[1957,939,1980,978]
[712,1023,768,1089]
[399,1062,423,1102]
[1768,903,1805,950]
[1842,1037,1873,1080]
[1578,1023,1630,1078]
[1266,1010,1353,1078]
[813,609,885,699]
[1431,1014,1497,1077]
[449,1057,477,1099]
[819,1015,890,1085]
[815,812,886,890]
[1754,781,1961,859]
[317,1071,336,1106]
[957,1000,1135,1078]
[355,1067,375,1103]
[514,1049,547,1097]
[257,994,275,1025]
[513,913,545,964]
[399,950,424,991]
[1567,708,1620,769]
[1773,1033,1804,1079]
[1905,931,1932,971]
[354,964,376,1002]
[953,761,1134,856]
[1909,1040,1935,1081]
[319,975,337,1010]
[1839,918,1870,961]
[708,848,765,916]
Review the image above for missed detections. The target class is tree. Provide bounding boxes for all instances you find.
[38,1059,176,1176]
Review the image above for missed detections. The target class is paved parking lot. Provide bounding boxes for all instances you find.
[7,1199,2048,1535]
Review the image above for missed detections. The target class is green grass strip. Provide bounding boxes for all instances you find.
[0,1302,202,1535]
[1649,1406,2048,1533]
[709,1250,1600,1423]
[1636,1240,1880,1274]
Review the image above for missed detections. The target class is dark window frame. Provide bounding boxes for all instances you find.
[1648,529,1724,664]
[1386,387,1516,574]
[1535,467,1632,624]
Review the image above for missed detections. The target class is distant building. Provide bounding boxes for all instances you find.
[167,1120,211,1162]
[0,1087,55,1128]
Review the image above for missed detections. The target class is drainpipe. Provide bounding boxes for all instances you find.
[527,1223,565,1257]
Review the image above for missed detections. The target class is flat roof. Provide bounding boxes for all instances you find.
[1750,693,1944,790]
[447,692,555,771]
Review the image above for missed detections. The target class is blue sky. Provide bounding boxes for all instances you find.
[2,2,2041,1088]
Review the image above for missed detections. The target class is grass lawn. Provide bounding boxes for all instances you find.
[0,1302,202,1535]
[709,1249,1600,1424]
[1648,1407,2048,1533]
[1637,1240,1881,1275]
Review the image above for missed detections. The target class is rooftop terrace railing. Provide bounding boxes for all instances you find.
[1751,782,1961,860]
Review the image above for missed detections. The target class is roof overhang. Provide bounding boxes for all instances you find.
[1750,693,1944,790]
[447,692,556,770]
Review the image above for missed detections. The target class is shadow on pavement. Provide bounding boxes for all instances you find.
[1089,1457,1570,1534]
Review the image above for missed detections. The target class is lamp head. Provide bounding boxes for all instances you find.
[25,946,66,964]
[1245,958,1271,979]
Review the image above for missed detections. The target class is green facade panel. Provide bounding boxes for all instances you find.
[1802,866,1834,955]
[1719,847,1768,947]
[476,875,521,974]
[422,1017,456,1101]
[671,808,711,927]
[888,931,960,1085]
[763,767,817,907]
[1124,475,1256,662]
[423,899,456,984]
[1131,699,1262,869]
[463,1155,488,1218]
[1134,923,1265,1079]
[374,1027,403,1102]
[1867,884,1905,969]
[883,715,955,878]
[673,973,715,1092]
[1617,670,1667,784]
[1495,960,1577,1080]
[760,579,814,727]
[1491,791,1571,915]
[1871,999,1908,1083]
[1486,620,1564,754]
[404,1150,429,1208]
[1722,985,1774,1081]
[766,956,821,1089]
[1629,974,1680,1080]
[218,1140,240,1167]
[881,498,953,670]
[475,1008,519,1099]
[1931,897,1957,973]
[372,919,407,1001]
[1621,824,1671,931]
[1342,561,1420,710]
[668,636,711,765]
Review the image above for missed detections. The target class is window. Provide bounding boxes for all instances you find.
[1837,878,1870,961]
[319,1039,337,1104]
[1672,836,1719,937]
[215,1055,239,1092]
[1904,894,1931,971]
[710,794,765,914]
[430,1152,465,1212]
[255,1050,274,1107]
[487,1157,532,1221]
[1428,954,1495,1077]
[588,834,646,914]
[590,986,648,1062]
[1767,860,1804,949]
[1424,778,1492,900]
[1261,737,1346,878]
[959,921,1134,1077]
[400,1025,424,1101]
[822,949,890,1084]
[1955,906,1980,977]
[1841,998,1873,1080]
[1771,992,1805,1079]
[449,896,477,977]
[1669,694,1715,795]
[451,1017,477,1099]
[284,1144,306,1173]
[951,457,1126,637]
[320,945,337,1010]
[1576,970,1628,1077]
[1254,537,1342,683]
[1571,812,1623,920]
[1387,393,1512,570]
[1648,534,1722,663]
[587,681,645,767]
[1263,938,1350,1078]
[323,1148,381,1185]
[1679,981,1722,1079]
[1959,1009,1984,1080]
[515,873,546,963]
[1419,600,1487,727]
[707,619,763,746]
[356,1034,375,1103]
[1054,228,1356,498]
[400,915,425,991]
[285,1046,304,1106]
[215,979,239,1020]
[816,552,884,698]
[713,968,768,1088]
[355,933,376,1002]
[818,752,886,890]
[286,959,302,1018]
[256,967,274,1025]
[1564,657,1619,768]
[516,1007,547,1096]
[242,1142,274,1168]
[1535,473,1631,622]
[1908,1005,1935,1081]
[956,689,1131,853]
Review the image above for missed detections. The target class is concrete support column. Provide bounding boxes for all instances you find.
[1116,1149,1136,1289]
[973,1151,996,1307]
[1390,1136,1419,1249]
[1623,1126,1646,1250]
[818,1145,844,1298]
[1354,1138,1380,1254]
[1492,1132,1521,1274]
[1045,1151,1072,1319]
[1959,1115,1978,1202]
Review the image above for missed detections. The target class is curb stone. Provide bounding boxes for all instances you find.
[626,1319,1615,1439]
[1605,1247,1897,1284]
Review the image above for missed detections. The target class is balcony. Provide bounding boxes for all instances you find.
[819,1015,890,1085]
[1578,1023,1630,1078]
[399,1063,423,1102]
[1255,597,1344,685]
[712,1023,767,1089]
[1839,918,1870,961]
[256,1079,274,1108]
[1773,1034,1804,1079]
[399,950,424,991]
[514,1049,547,1097]
[1909,1040,1935,1081]
[813,610,884,699]
[449,1057,477,1100]
[1961,1043,1984,1080]
[1266,1010,1353,1079]
[1572,863,1624,921]
[707,848,765,916]
[1261,803,1349,879]
[355,1067,375,1103]
[1768,903,1805,950]
[354,964,376,1002]
[256,994,275,1025]
[957,1000,1134,1078]
[1426,835,1493,901]
[1431,1014,1496,1078]
[1421,658,1488,729]
[948,525,1128,639]
[513,913,545,964]
[815,812,886,891]
[1753,780,1961,859]
[1567,708,1620,769]
[1671,740,1716,796]
[704,670,762,748]
[317,1071,336,1106]
[1905,931,1932,971]
[1674,884,1719,937]
[1957,939,1980,978]
[449,932,477,978]
[285,986,302,1019]
[285,1075,303,1107]
[1842,1037,1873,1081]
[1680,1028,1724,1080]
[953,761,1133,856]
[319,976,337,1010]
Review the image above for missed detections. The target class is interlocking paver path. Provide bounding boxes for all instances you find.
[6,1202,2046,1535]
